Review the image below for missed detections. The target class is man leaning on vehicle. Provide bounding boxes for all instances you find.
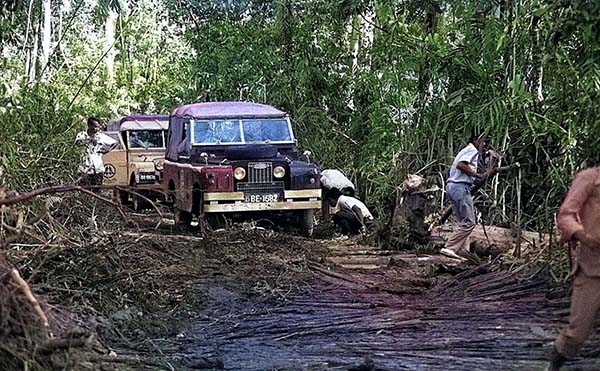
[75,117,117,187]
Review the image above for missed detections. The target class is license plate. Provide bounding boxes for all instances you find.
[245,193,280,203]
[139,173,156,182]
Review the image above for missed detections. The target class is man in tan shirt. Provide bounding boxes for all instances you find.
[549,166,600,370]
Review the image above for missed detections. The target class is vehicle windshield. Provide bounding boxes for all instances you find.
[128,130,165,149]
[192,120,242,144]
[242,119,292,143]
[191,119,292,145]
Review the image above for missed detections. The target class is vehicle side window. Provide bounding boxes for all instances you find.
[177,122,190,155]
[105,132,123,149]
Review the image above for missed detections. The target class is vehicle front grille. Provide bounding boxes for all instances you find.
[237,181,284,193]
[248,162,273,183]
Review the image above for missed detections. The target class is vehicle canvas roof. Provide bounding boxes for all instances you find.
[170,102,287,120]
[106,115,169,131]
[119,114,169,124]
[119,120,168,131]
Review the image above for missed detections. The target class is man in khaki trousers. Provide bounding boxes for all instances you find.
[549,166,600,370]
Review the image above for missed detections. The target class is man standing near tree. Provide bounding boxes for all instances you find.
[440,131,494,260]
[75,117,117,187]
[546,165,600,370]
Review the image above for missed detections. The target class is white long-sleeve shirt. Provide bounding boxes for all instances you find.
[76,131,117,174]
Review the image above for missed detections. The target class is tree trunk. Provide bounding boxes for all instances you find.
[29,21,40,82]
[57,0,71,51]
[430,224,554,257]
[360,7,374,71]
[105,9,118,80]
[23,0,36,76]
[415,1,441,115]
[40,0,52,77]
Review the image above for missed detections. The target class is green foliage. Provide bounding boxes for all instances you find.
[173,0,600,232]
[0,0,191,189]
[1,0,600,234]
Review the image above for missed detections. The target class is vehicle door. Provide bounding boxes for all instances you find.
[101,131,128,186]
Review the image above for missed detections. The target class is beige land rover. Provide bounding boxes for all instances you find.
[102,115,169,210]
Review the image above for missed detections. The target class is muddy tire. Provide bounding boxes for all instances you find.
[118,190,129,205]
[174,208,192,229]
[301,209,315,237]
[132,194,148,211]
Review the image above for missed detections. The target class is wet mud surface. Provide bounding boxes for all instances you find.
[11,205,599,371]
[122,234,598,371]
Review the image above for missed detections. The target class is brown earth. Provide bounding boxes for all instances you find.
[3,199,599,370]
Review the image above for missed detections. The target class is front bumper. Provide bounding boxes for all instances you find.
[133,183,163,191]
[203,189,321,213]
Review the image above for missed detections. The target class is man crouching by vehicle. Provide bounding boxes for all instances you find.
[329,189,374,235]
[75,117,117,187]
[320,169,356,222]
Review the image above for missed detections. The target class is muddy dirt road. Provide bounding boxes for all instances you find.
[100,226,597,371]
[10,207,599,371]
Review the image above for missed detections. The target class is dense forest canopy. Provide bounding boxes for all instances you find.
[1,0,599,231]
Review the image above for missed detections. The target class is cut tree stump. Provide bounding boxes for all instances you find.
[391,188,440,241]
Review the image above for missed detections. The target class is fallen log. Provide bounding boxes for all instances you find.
[430,223,555,256]
[0,184,164,223]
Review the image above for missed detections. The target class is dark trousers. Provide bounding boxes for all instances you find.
[322,187,355,199]
[333,210,363,235]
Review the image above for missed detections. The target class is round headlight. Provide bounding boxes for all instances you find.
[234,167,246,180]
[273,166,286,178]
[153,159,164,171]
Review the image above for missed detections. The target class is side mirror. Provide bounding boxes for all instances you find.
[303,150,312,163]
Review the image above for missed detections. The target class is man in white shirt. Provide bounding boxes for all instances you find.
[440,131,495,260]
[321,169,355,196]
[75,117,117,187]
[320,169,355,222]
[329,191,374,235]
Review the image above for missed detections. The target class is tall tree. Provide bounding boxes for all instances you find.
[98,0,123,81]
[40,0,52,78]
